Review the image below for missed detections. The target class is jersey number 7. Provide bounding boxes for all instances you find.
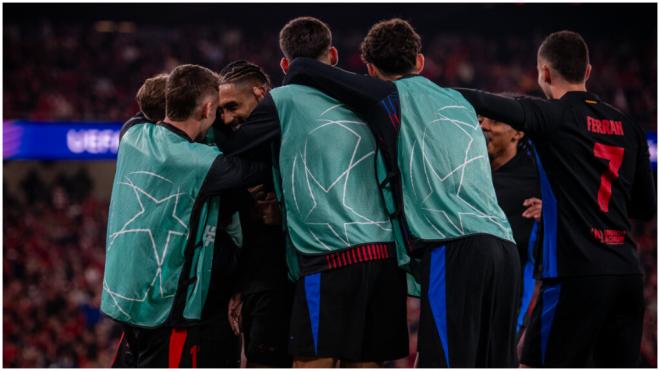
[594,143,625,213]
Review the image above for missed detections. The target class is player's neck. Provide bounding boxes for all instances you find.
[163,117,201,142]
[548,82,587,100]
[378,71,417,81]
[491,146,518,171]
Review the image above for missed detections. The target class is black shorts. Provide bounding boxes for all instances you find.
[120,325,202,368]
[241,285,294,367]
[289,258,408,362]
[117,317,240,368]
[198,315,241,368]
[521,274,644,367]
[111,331,135,368]
[417,235,521,368]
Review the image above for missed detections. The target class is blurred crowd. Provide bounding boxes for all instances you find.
[3,169,118,367]
[2,19,657,368]
[3,21,657,133]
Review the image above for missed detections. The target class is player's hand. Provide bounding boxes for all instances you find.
[522,197,542,221]
[247,184,267,202]
[257,192,282,225]
[227,293,242,336]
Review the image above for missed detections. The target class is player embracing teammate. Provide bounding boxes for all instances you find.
[102,17,655,369]
[285,18,655,368]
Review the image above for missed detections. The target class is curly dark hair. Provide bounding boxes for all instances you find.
[279,16,332,60]
[538,30,590,83]
[360,18,421,76]
[219,60,271,88]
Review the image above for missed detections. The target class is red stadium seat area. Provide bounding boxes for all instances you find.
[3,170,118,367]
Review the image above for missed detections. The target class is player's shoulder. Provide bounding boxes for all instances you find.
[597,98,629,119]
[272,83,311,95]
[592,97,645,137]
[120,112,152,140]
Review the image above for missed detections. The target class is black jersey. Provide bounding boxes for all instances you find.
[457,89,656,278]
[491,143,540,266]
[211,113,287,293]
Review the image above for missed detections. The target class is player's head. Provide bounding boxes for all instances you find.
[537,30,592,98]
[360,18,424,81]
[279,16,338,73]
[165,64,219,139]
[479,115,524,163]
[136,73,168,122]
[218,60,271,128]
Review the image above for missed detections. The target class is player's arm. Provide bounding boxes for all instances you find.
[285,57,396,118]
[219,93,281,160]
[456,88,563,139]
[201,154,270,196]
[628,130,656,220]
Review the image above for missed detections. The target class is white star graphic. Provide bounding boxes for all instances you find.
[410,105,512,238]
[104,171,194,320]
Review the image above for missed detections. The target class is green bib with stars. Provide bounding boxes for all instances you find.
[101,122,223,328]
[271,85,398,262]
[393,76,514,244]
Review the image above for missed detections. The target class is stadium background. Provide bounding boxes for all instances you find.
[3,3,657,367]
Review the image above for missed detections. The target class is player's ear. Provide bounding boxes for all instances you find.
[201,99,214,120]
[252,85,266,100]
[584,63,592,83]
[280,57,289,74]
[328,46,339,66]
[513,130,524,143]
[366,63,378,77]
[415,53,425,74]
[541,64,552,85]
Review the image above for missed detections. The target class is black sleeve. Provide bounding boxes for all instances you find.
[285,57,396,118]
[201,155,270,196]
[220,93,281,158]
[628,130,656,220]
[455,88,564,138]
[119,112,150,142]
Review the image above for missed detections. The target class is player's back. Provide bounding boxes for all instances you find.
[392,76,514,245]
[270,84,394,256]
[528,91,654,278]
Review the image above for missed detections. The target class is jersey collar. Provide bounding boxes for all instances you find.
[560,91,601,103]
[157,121,195,143]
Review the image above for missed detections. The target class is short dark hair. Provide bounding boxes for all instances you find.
[219,60,271,89]
[361,18,421,76]
[136,73,168,122]
[165,64,219,121]
[538,30,590,83]
[279,16,332,60]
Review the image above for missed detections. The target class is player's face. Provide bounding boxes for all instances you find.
[479,116,518,159]
[219,83,260,128]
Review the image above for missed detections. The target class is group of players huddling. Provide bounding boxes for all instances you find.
[101,16,656,368]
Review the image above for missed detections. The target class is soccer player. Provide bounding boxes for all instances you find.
[101,64,269,368]
[136,73,168,122]
[480,114,542,338]
[110,73,168,368]
[215,60,293,368]
[285,18,521,367]
[220,17,410,368]
[457,31,656,367]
